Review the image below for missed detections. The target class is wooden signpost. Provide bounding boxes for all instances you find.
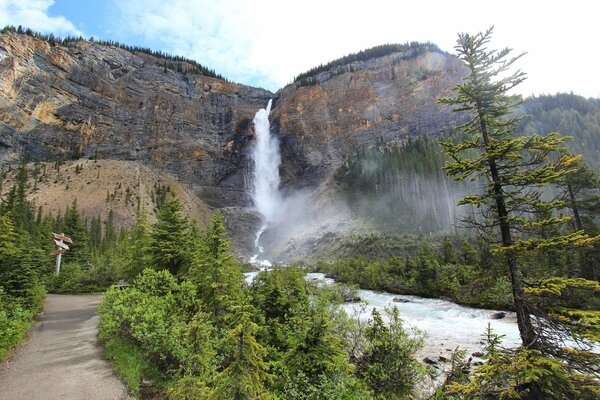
[51,233,73,275]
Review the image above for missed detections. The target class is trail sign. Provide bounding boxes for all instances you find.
[51,233,73,275]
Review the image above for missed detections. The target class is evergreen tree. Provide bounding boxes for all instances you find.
[283,306,349,385]
[439,27,600,396]
[62,199,89,264]
[439,26,594,348]
[124,207,152,280]
[150,195,189,275]
[89,214,102,252]
[190,213,244,326]
[102,209,117,253]
[355,308,423,398]
[0,214,20,291]
[209,303,271,400]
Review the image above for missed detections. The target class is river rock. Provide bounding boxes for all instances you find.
[490,311,506,319]
[393,296,411,303]
[423,357,438,366]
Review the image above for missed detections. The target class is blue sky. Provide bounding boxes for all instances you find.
[1,0,599,97]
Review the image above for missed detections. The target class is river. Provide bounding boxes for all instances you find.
[245,270,521,358]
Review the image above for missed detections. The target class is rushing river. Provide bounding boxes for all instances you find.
[245,270,521,355]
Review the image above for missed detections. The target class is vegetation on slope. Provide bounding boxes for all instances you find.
[1,25,225,80]
[294,41,442,86]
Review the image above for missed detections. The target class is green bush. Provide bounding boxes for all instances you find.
[0,290,35,361]
[48,262,84,293]
[98,269,201,369]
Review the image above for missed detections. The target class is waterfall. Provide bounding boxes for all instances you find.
[250,99,281,264]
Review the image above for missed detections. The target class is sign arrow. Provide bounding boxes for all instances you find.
[53,239,70,250]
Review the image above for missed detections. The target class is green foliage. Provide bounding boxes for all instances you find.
[0,288,35,362]
[150,195,190,275]
[354,308,424,398]
[283,306,349,386]
[209,303,271,400]
[520,93,600,172]
[123,208,153,281]
[318,246,513,310]
[445,327,591,400]
[439,26,600,353]
[189,212,245,326]
[62,199,90,263]
[104,337,164,397]
[48,262,84,293]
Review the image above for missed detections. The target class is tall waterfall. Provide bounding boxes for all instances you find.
[251,99,281,262]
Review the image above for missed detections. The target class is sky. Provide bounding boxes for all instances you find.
[0,0,598,97]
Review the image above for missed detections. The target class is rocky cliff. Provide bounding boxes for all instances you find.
[272,49,466,189]
[0,32,466,256]
[0,32,273,208]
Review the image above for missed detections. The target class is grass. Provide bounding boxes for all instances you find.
[103,337,163,398]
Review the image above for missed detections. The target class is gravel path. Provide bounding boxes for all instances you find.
[0,294,131,400]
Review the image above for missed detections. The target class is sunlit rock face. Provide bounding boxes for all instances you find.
[271,50,467,190]
[0,31,273,208]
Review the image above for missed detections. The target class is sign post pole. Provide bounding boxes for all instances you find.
[51,233,73,275]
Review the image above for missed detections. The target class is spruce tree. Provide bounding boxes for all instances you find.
[439,27,600,395]
[150,195,188,275]
[189,213,244,326]
[102,209,116,253]
[208,303,271,400]
[62,199,89,264]
[124,207,152,280]
[439,26,595,348]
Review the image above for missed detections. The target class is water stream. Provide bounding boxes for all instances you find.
[245,270,521,354]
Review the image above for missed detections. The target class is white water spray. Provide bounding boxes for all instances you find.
[250,99,281,264]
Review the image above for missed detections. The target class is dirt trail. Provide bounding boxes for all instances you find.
[0,294,131,400]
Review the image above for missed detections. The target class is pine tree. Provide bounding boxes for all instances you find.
[355,308,423,398]
[208,303,271,400]
[102,209,116,253]
[189,213,244,326]
[89,214,102,252]
[439,26,596,347]
[150,195,188,275]
[283,306,349,385]
[439,27,600,396]
[0,214,20,286]
[124,207,152,280]
[62,199,89,264]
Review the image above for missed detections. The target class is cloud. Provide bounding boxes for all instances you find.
[0,0,82,36]
[110,0,598,97]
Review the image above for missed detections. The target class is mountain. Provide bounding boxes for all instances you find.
[0,30,272,210]
[5,30,596,258]
[0,30,469,255]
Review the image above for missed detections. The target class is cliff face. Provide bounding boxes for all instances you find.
[0,32,467,256]
[272,50,466,188]
[0,32,273,208]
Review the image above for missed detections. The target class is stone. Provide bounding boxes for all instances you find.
[423,357,438,365]
[490,312,506,319]
[393,296,411,303]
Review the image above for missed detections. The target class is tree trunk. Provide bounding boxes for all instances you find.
[567,182,583,231]
[478,108,538,348]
